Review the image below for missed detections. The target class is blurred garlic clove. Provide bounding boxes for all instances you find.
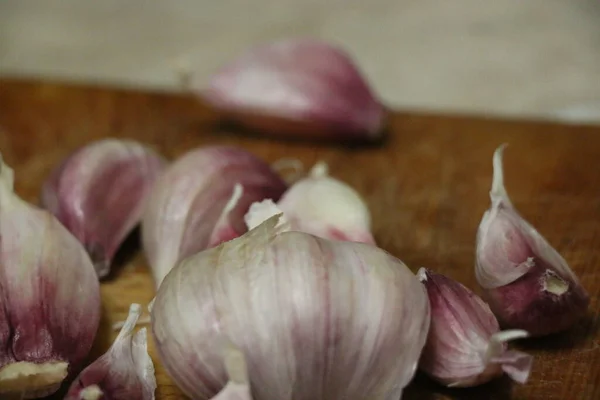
[417,268,533,388]
[41,139,167,278]
[0,155,101,399]
[476,145,589,336]
[65,304,156,400]
[197,39,386,142]
[142,146,287,287]
[245,162,375,244]
[152,214,430,400]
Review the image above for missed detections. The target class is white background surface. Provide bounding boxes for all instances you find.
[2,0,600,123]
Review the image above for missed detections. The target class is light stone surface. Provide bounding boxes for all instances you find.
[2,0,600,123]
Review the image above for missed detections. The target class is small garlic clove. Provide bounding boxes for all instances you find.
[210,342,253,400]
[198,39,386,142]
[142,146,287,287]
[417,268,532,388]
[248,161,375,244]
[41,139,167,278]
[152,213,429,400]
[475,145,589,336]
[65,303,157,400]
[0,155,101,398]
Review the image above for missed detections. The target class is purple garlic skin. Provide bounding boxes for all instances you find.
[41,139,167,278]
[142,146,287,287]
[417,268,532,388]
[245,162,375,245]
[476,145,589,336]
[65,304,156,400]
[0,156,101,398]
[199,39,386,141]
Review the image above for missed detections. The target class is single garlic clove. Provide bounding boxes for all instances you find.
[245,162,375,244]
[142,146,287,287]
[475,144,589,336]
[417,268,533,388]
[197,39,386,142]
[41,139,167,278]
[65,303,157,400]
[0,155,101,399]
[152,214,430,400]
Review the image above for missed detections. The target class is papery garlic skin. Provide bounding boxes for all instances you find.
[0,156,101,398]
[65,303,156,400]
[476,145,589,336]
[152,214,429,400]
[417,268,532,388]
[41,139,166,278]
[200,39,386,141]
[245,162,375,244]
[142,146,287,287]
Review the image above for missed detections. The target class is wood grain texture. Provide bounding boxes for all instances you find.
[0,78,598,400]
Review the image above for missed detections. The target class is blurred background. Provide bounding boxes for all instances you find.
[2,0,600,124]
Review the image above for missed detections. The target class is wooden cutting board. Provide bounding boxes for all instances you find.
[0,78,598,400]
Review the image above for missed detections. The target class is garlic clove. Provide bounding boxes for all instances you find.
[41,139,167,278]
[417,268,532,388]
[65,303,157,400]
[245,161,375,245]
[152,213,430,400]
[197,39,386,142]
[0,155,101,398]
[210,342,253,400]
[475,144,589,336]
[142,146,287,287]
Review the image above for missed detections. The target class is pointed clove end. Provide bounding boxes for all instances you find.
[0,361,69,398]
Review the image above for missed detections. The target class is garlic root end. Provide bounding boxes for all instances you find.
[0,361,68,398]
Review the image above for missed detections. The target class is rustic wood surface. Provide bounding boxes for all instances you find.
[0,78,598,400]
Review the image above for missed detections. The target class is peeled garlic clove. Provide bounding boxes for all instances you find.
[41,139,166,278]
[152,214,430,400]
[475,144,589,336]
[245,162,375,244]
[0,155,101,398]
[142,146,287,287]
[417,268,533,388]
[65,303,157,400]
[199,39,386,142]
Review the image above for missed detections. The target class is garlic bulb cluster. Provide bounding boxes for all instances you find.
[142,146,287,287]
[151,214,430,400]
[65,303,156,400]
[0,155,101,398]
[417,268,532,388]
[196,39,386,142]
[245,162,375,244]
[476,145,589,336]
[42,139,166,278]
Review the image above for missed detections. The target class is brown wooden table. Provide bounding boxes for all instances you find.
[0,78,598,400]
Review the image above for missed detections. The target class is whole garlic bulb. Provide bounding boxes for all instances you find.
[151,214,430,400]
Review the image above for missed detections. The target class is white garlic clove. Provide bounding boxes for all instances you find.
[0,155,101,399]
[142,146,287,288]
[65,303,157,400]
[245,162,375,244]
[475,145,589,336]
[152,214,430,400]
[417,268,532,388]
[41,139,167,278]
[197,39,386,142]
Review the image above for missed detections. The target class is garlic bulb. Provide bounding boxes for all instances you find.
[65,303,156,400]
[417,268,532,388]
[198,39,386,142]
[41,139,166,278]
[142,146,287,287]
[151,214,430,400]
[245,162,375,244]
[0,155,101,398]
[476,145,589,336]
